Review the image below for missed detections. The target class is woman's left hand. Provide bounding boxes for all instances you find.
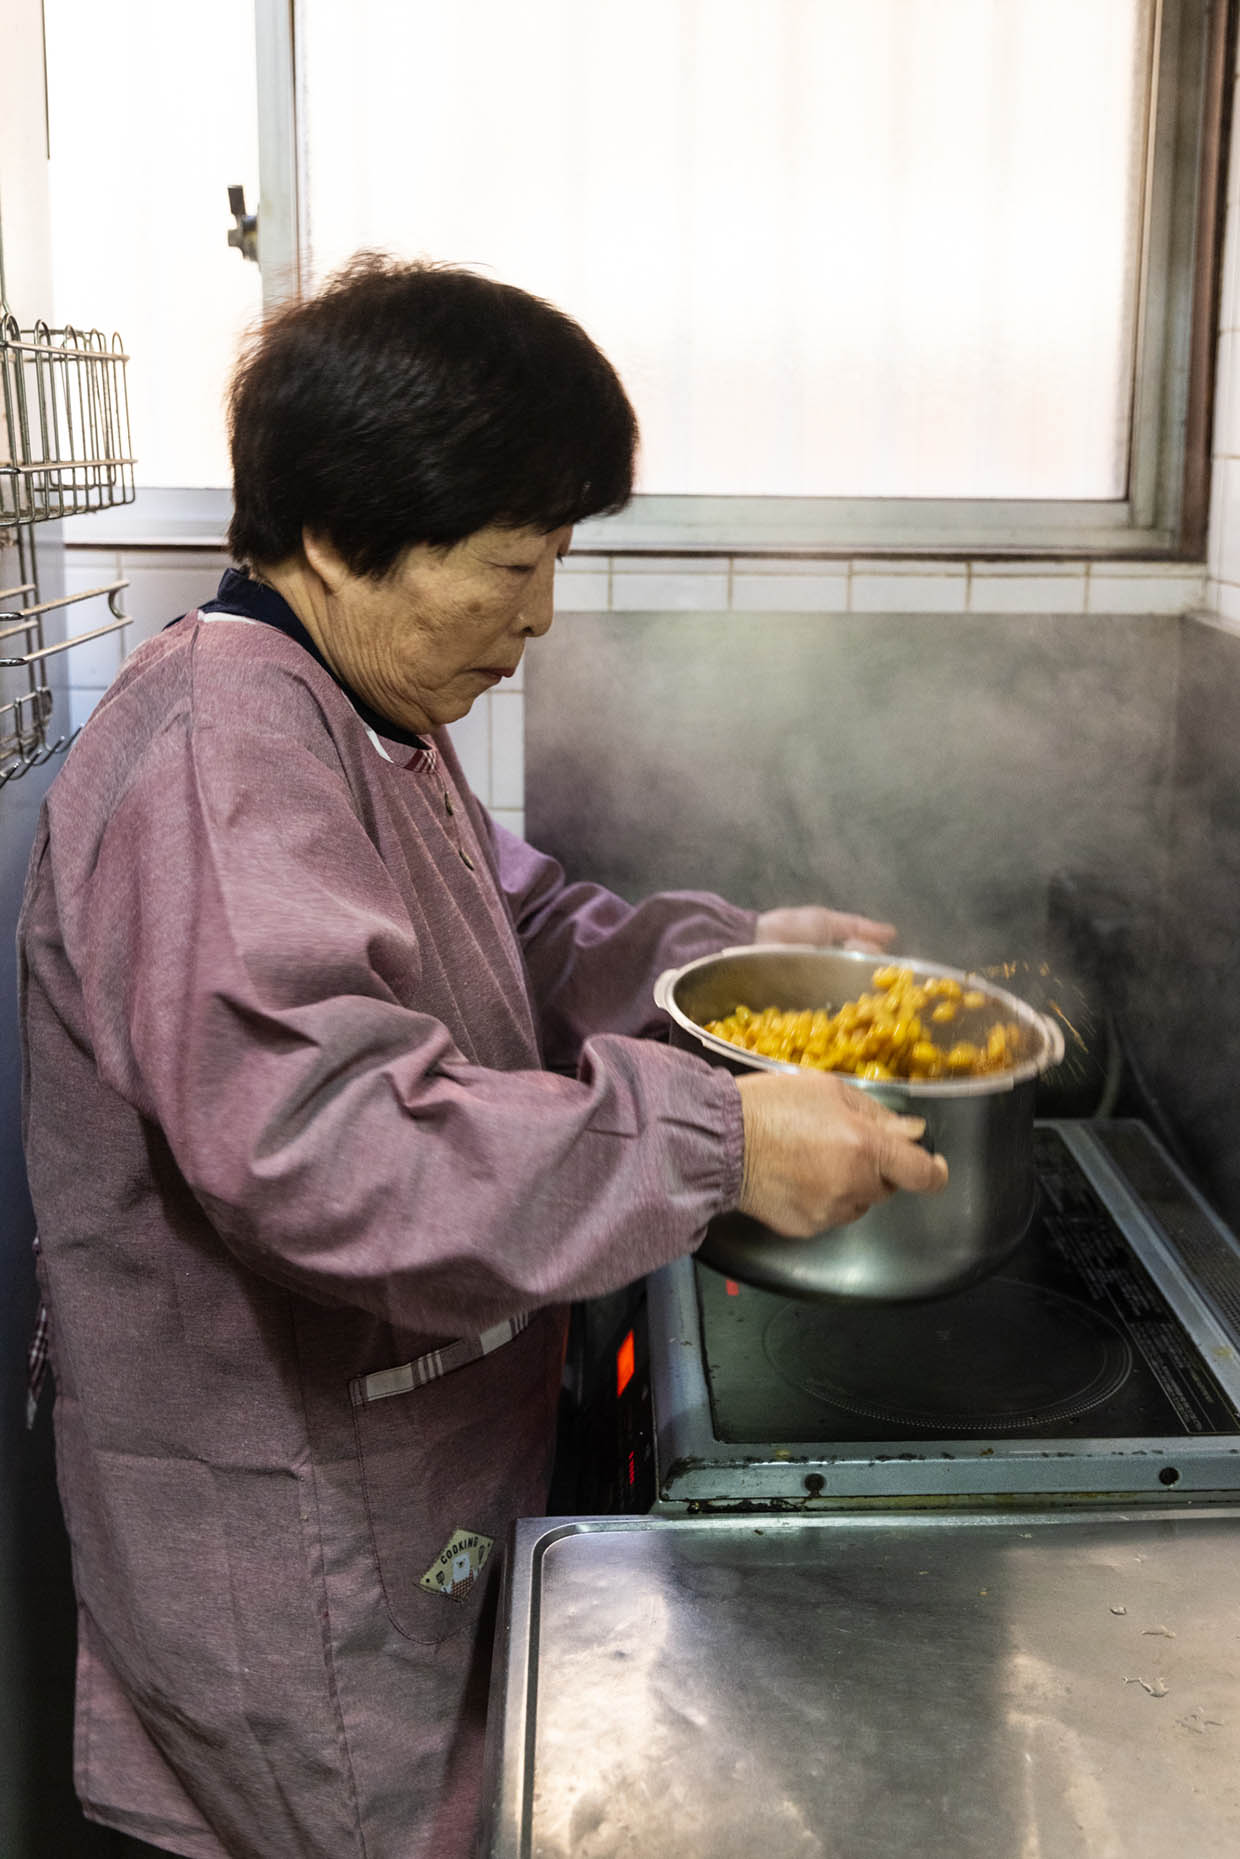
[753,904,897,954]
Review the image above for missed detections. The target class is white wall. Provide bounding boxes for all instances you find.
[1205,23,1240,624]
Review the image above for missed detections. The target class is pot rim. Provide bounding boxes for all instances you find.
[654,942,1066,1099]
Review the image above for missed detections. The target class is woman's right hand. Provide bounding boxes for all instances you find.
[735,1069,949,1237]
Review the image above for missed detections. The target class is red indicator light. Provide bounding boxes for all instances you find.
[726,1279,740,1297]
[627,1449,636,1487]
[616,1328,635,1398]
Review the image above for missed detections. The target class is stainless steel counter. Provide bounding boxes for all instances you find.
[480,1507,1240,1858]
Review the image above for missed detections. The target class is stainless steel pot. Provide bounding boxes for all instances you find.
[654,944,1066,1303]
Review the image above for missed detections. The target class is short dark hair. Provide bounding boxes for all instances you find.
[226,255,638,577]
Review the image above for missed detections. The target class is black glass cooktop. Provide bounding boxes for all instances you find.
[696,1128,1240,1446]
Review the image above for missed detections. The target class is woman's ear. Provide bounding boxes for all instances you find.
[302,528,351,594]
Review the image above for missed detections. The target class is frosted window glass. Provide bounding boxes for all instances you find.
[300,0,1148,502]
[42,0,262,488]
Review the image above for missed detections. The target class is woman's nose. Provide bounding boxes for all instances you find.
[520,566,557,637]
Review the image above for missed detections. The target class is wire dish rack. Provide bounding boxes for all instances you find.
[1,314,136,526]
[0,298,135,786]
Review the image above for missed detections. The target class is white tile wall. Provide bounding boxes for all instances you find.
[730,564,849,612]
[445,696,490,796]
[569,554,1206,619]
[850,563,969,613]
[554,560,611,612]
[120,553,226,644]
[1210,579,1240,628]
[58,549,224,730]
[968,564,1088,614]
[1086,565,1208,615]
[58,551,128,689]
[1205,50,1240,621]
[489,690,524,810]
[610,558,731,611]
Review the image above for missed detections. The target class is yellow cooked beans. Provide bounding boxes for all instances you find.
[701,965,1024,1082]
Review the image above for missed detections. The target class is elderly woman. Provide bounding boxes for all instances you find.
[19,258,944,1859]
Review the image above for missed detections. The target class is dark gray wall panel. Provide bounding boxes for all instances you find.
[1138,615,1240,1227]
[527,609,1179,971]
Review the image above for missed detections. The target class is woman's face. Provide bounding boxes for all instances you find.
[302,522,574,735]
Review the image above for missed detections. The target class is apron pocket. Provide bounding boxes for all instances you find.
[351,1312,562,1646]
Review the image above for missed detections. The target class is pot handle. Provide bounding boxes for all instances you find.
[1039,1011,1067,1067]
[653,968,679,1015]
[653,945,758,1015]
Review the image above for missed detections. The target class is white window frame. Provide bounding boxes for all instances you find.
[253,0,1227,561]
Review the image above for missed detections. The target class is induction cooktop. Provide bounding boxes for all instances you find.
[696,1125,1240,1447]
[582,1122,1240,1511]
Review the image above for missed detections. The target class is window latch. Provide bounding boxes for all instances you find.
[227,185,258,264]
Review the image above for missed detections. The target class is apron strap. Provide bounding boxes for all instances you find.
[349,1312,532,1407]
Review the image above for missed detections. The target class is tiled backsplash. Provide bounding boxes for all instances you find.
[1204,24,1240,628]
[603,557,1206,617]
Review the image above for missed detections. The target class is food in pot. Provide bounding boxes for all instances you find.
[700,963,1023,1081]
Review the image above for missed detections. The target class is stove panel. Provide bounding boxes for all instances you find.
[645,1121,1240,1508]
